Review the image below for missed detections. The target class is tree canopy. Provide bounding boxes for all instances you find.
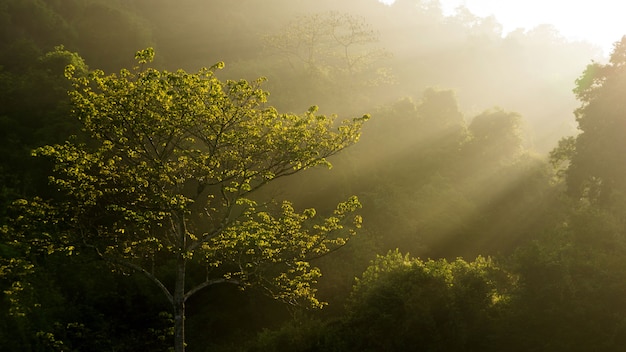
[553,36,626,206]
[22,48,367,351]
[3,1,626,351]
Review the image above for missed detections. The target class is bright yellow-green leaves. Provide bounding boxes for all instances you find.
[205,196,361,306]
[35,48,366,308]
[349,249,514,316]
[134,47,155,65]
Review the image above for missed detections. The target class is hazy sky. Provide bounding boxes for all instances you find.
[380,0,625,55]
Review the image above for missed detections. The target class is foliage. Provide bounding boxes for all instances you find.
[0,1,621,350]
[467,108,524,164]
[23,48,366,350]
[261,11,393,113]
[503,206,626,352]
[248,250,515,352]
[0,46,87,214]
[249,318,339,352]
[0,46,88,348]
[340,250,513,352]
[264,11,390,78]
[557,36,626,206]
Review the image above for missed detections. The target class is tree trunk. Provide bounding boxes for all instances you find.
[173,253,186,352]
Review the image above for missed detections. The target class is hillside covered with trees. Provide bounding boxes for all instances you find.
[2,1,626,351]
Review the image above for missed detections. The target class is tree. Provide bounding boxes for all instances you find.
[244,249,515,352]
[504,212,626,352]
[327,250,513,351]
[553,36,626,206]
[0,45,87,216]
[264,11,389,77]
[467,108,524,164]
[27,48,367,352]
[261,11,393,113]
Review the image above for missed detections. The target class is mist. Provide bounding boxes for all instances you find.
[1,0,625,351]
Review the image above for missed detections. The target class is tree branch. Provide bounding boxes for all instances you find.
[85,241,174,305]
[184,278,240,302]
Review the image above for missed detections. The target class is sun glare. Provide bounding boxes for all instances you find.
[440,0,626,55]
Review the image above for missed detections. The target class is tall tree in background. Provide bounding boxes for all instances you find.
[467,109,524,165]
[27,49,367,352]
[553,36,626,206]
[264,11,389,77]
[262,11,393,112]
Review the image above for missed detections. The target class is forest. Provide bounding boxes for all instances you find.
[1,0,626,351]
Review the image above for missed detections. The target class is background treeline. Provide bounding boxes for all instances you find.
[2,0,626,351]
